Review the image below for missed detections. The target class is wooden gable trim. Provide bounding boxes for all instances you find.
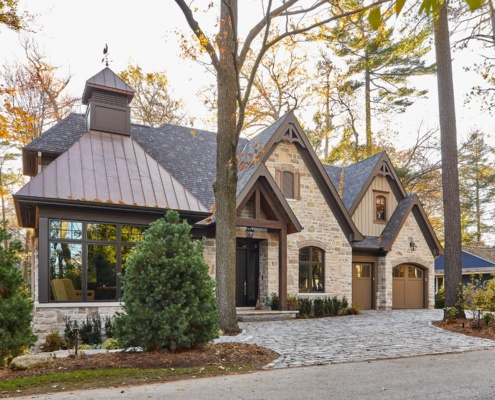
[256,112,363,243]
[236,164,302,234]
[349,153,408,216]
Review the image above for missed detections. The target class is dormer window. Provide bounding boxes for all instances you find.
[375,195,387,222]
[275,169,300,199]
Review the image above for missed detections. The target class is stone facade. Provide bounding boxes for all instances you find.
[382,212,435,309]
[264,141,353,301]
[32,305,122,345]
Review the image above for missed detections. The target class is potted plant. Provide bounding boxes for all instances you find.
[287,293,298,311]
[269,292,279,310]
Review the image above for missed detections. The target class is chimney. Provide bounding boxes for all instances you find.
[82,67,135,136]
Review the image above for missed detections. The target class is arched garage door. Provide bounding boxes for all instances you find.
[392,265,424,309]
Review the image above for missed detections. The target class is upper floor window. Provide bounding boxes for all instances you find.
[375,195,387,222]
[275,169,300,199]
[299,246,324,293]
[282,171,294,198]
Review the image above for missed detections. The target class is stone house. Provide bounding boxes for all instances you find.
[13,67,442,339]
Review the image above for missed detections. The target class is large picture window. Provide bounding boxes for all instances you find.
[48,220,146,302]
[299,246,324,293]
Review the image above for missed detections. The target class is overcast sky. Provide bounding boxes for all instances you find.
[0,0,492,146]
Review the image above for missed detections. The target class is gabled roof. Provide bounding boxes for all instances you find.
[435,248,495,272]
[15,131,208,227]
[352,194,443,256]
[245,112,363,242]
[236,163,302,234]
[323,152,407,215]
[82,67,135,105]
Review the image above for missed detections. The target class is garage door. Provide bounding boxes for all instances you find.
[392,265,424,309]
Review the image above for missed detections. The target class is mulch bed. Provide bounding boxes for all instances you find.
[432,318,495,341]
[0,342,278,381]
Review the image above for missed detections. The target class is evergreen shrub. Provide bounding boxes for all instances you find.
[114,211,219,351]
[0,227,37,365]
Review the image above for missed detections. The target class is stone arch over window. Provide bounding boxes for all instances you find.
[375,195,387,221]
[299,246,324,293]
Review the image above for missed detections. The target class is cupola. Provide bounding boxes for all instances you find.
[82,67,135,136]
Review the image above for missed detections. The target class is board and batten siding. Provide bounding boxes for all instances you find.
[352,175,399,237]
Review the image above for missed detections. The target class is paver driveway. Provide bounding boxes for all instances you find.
[216,309,495,368]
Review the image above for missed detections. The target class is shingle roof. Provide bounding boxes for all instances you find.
[17,130,207,212]
[24,113,88,154]
[323,152,384,211]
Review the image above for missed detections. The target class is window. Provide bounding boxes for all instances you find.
[375,195,387,221]
[275,169,300,199]
[282,171,294,198]
[299,246,324,293]
[48,220,146,302]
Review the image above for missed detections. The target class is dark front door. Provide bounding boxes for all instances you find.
[236,241,259,307]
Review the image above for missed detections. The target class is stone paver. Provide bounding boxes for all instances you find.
[215,309,495,368]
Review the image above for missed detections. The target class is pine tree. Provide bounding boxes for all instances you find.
[114,211,219,351]
[0,227,37,365]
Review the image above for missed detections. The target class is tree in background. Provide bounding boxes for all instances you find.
[432,0,464,316]
[458,130,495,245]
[0,38,78,145]
[0,0,23,32]
[118,64,193,128]
[0,227,37,365]
[114,211,218,351]
[241,38,313,135]
[318,0,434,158]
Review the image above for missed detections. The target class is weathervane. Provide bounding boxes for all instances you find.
[102,44,110,67]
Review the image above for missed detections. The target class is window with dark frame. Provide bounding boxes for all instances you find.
[48,220,146,302]
[299,246,324,293]
[375,195,387,221]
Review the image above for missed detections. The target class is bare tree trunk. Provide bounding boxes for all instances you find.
[433,1,464,317]
[365,49,372,156]
[214,0,240,333]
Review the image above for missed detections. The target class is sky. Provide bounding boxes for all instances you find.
[0,0,492,145]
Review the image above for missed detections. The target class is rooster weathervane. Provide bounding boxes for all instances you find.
[102,44,110,67]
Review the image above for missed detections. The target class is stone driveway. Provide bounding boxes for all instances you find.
[216,309,495,368]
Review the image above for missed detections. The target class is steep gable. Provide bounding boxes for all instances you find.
[252,112,363,243]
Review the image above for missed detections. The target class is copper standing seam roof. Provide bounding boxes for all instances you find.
[15,130,208,213]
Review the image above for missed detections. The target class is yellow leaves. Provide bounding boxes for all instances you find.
[465,0,483,11]
[190,129,197,136]
[395,0,406,15]
[368,7,381,30]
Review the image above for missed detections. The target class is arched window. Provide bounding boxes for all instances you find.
[299,247,324,293]
[375,195,387,221]
[282,171,294,198]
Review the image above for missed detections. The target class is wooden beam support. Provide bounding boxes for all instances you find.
[236,217,284,230]
[278,226,288,311]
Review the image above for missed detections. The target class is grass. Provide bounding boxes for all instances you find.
[0,364,251,397]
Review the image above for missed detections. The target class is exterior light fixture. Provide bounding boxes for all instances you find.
[245,227,255,239]
[410,241,417,251]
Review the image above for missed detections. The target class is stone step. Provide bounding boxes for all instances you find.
[236,308,298,322]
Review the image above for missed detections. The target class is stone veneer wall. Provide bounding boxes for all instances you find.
[264,141,353,300]
[378,212,435,309]
[202,238,216,279]
[32,305,122,345]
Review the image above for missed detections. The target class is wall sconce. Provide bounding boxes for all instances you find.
[245,227,255,239]
[410,241,417,251]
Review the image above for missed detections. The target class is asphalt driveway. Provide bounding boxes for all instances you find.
[216,309,495,368]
